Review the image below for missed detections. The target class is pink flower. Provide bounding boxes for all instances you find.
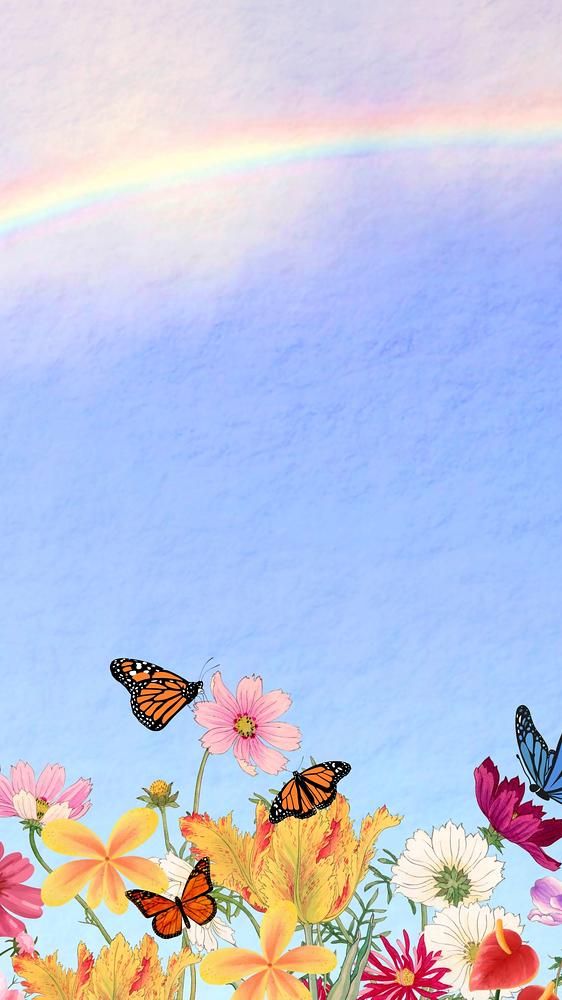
[360,932,450,1000]
[0,842,43,938]
[474,757,562,870]
[14,931,36,957]
[0,971,22,1000]
[0,763,92,826]
[193,671,301,775]
[528,876,562,925]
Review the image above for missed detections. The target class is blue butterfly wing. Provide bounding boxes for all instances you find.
[543,732,562,803]
[515,705,552,789]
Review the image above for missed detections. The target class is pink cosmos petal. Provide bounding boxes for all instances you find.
[0,968,24,1000]
[35,764,66,802]
[257,721,302,751]
[0,853,35,885]
[1,885,43,918]
[0,774,17,809]
[200,726,237,754]
[56,777,92,812]
[248,737,288,775]
[10,762,36,796]
[210,671,241,716]
[0,905,25,938]
[253,689,292,724]
[232,737,258,776]
[236,675,263,714]
[11,791,37,821]
[193,701,234,729]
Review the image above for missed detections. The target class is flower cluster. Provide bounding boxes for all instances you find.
[1,668,562,1000]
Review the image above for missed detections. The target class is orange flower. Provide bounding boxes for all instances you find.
[200,900,336,999]
[41,808,167,914]
[519,985,559,1000]
[469,920,540,991]
[182,796,401,923]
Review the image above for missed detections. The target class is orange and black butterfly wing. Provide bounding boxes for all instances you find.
[269,761,351,823]
[110,658,203,731]
[180,857,217,927]
[125,889,184,939]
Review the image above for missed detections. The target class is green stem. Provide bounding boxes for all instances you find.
[29,828,112,945]
[493,991,501,1000]
[159,805,177,856]
[193,750,210,814]
[420,903,428,932]
[335,915,353,944]
[304,923,318,1000]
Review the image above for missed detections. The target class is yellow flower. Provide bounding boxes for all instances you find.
[41,808,168,914]
[13,933,198,999]
[200,900,336,999]
[182,795,401,923]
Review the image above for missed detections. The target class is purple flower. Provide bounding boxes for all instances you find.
[528,876,562,925]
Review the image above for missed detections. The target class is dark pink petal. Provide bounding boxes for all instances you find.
[530,818,562,847]
[1,884,43,918]
[0,852,35,884]
[35,763,66,802]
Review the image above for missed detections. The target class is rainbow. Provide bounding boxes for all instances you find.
[2,107,562,238]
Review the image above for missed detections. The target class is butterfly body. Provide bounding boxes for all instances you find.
[110,658,203,731]
[515,705,562,804]
[126,857,216,938]
[269,760,351,823]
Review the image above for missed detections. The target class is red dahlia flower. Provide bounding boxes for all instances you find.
[360,931,450,1000]
[474,757,562,870]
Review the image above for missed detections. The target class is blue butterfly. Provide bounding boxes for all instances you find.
[515,705,562,803]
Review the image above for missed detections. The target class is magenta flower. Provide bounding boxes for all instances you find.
[0,971,22,1000]
[0,842,43,938]
[474,757,562,870]
[360,931,450,1000]
[0,762,92,826]
[14,930,36,957]
[193,671,301,775]
[528,876,562,925]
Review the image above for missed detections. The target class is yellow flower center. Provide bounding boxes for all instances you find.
[465,942,479,963]
[234,715,257,738]
[396,969,415,986]
[35,797,50,819]
[149,779,170,797]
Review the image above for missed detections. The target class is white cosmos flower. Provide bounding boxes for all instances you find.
[424,903,523,1000]
[392,821,503,907]
[152,852,236,953]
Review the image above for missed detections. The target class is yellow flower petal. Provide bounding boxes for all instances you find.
[232,971,270,1000]
[106,808,159,858]
[260,901,298,964]
[102,864,129,914]
[41,859,101,905]
[41,819,106,859]
[86,864,106,909]
[268,970,311,1000]
[200,948,267,985]
[112,855,169,893]
[276,945,338,974]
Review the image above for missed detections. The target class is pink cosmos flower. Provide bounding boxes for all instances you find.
[0,762,92,826]
[0,842,43,938]
[0,971,22,1000]
[14,931,36,957]
[528,876,562,925]
[474,757,562,870]
[193,671,301,775]
[360,931,450,1000]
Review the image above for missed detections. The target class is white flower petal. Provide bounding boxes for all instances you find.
[12,789,37,820]
[42,802,71,823]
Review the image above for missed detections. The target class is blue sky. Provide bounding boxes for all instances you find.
[2,0,562,993]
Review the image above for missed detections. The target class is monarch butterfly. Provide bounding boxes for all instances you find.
[126,857,216,939]
[515,705,562,803]
[110,658,203,731]
[269,760,351,823]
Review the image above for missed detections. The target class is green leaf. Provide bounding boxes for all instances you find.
[408,898,417,915]
[324,916,374,1000]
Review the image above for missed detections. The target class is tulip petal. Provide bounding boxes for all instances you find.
[260,901,298,963]
[113,856,169,893]
[276,946,337,974]
[106,808,159,857]
[268,970,311,999]
[232,971,269,1000]
[200,948,267,985]
[41,860,101,905]
[41,819,105,859]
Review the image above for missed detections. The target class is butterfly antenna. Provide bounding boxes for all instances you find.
[198,657,217,683]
